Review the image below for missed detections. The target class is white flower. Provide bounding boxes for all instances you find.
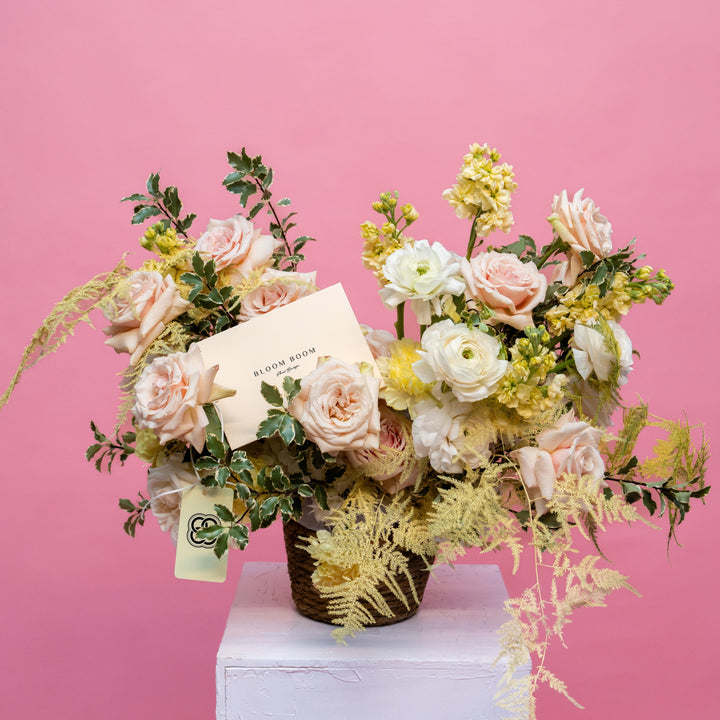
[413,319,508,402]
[146,456,198,544]
[411,395,490,473]
[571,320,633,387]
[379,240,465,324]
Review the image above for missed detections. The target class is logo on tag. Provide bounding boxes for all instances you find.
[187,513,220,548]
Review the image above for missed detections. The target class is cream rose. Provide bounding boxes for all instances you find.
[344,405,421,493]
[548,189,612,286]
[237,268,317,321]
[360,325,396,359]
[572,320,633,387]
[289,358,381,455]
[412,395,490,474]
[379,240,466,324]
[195,215,281,278]
[133,344,221,452]
[512,411,605,513]
[413,319,508,402]
[146,455,198,544]
[461,251,547,330]
[103,271,191,365]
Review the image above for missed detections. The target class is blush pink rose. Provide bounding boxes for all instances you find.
[289,358,381,455]
[237,268,317,322]
[195,215,281,278]
[461,251,547,330]
[344,405,421,493]
[360,325,396,359]
[132,344,220,452]
[548,189,613,286]
[146,455,197,545]
[511,411,605,513]
[103,271,191,365]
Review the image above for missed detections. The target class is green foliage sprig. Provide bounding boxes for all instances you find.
[86,421,135,472]
[122,173,196,237]
[223,149,314,270]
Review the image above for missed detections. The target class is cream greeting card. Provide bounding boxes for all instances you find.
[196,283,378,449]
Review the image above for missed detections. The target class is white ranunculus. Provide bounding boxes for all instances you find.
[571,320,633,387]
[146,456,198,544]
[379,240,465,324]
[412,397,472,474]
[413,319,508,402]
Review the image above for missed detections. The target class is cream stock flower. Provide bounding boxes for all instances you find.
[237,268,317,321]
[413,319,508,402]
[462,251,547,331]
[379,240,466,324]
[146,455,198,544]
[548,189,612,286]
[196,215,281,279]
[289,358,381,455]
[133,344,228,452]
[103,271,191,365]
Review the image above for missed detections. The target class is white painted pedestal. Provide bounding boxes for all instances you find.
[216,561,525,720]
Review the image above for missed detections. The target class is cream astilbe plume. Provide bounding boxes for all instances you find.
[1,258,133,409]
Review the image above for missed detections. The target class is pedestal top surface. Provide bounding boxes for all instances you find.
[217,562,511,669]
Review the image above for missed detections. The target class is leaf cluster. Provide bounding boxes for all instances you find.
[121,172,196,235]
[86,421,135,473]
[178,253,241,336]
[118,493,150,538]
[223,148,314,270]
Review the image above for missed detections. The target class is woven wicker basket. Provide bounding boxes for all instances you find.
[282,518,432,626]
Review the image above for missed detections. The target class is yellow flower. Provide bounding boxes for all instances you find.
[376,338,434,414]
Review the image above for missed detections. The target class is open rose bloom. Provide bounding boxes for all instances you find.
[3,144,706,717]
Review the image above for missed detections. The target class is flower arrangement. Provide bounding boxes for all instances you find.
[1,144,709,718]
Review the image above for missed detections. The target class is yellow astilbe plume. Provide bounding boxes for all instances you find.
[1,258,133,409]
[428,469,524,572]
[302,482,434,642]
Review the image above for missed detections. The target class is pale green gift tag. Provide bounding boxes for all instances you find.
[174,485,234,583]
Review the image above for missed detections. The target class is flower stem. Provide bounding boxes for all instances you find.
[395,302,405,339]
[465,211,482,260]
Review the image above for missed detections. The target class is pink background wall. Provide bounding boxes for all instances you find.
[1,1,718,717]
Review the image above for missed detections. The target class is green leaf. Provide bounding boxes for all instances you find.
[277,197,291,206]
[260,381,284,407]
[204,404,228,459]
[163,186,182,218]
[213,532,229,558]
[278,414,297,446]
[227,149,253,174]
[195,524,225,540]
[118,498,135,512]
[214,503,234,523]
[259,496,279,524]
[621,482,642,504]
[248,201,265,220]
[229,524,249,549]
[131,206,162,224]
[690,486,711,499]
[230,450,254,474]
[215,466,231,487]
[580,250,596,268]
[193,456,218,470]
[146,173,161,198]
[122,193,149,203]
[314,485,328,510]
[86,443,102,460]
[191,252,205,276]
[257,415,283,440]
[234,483,251,501]
[296,484,314,498]
[618,456,639,475]
[641,489,658,515]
